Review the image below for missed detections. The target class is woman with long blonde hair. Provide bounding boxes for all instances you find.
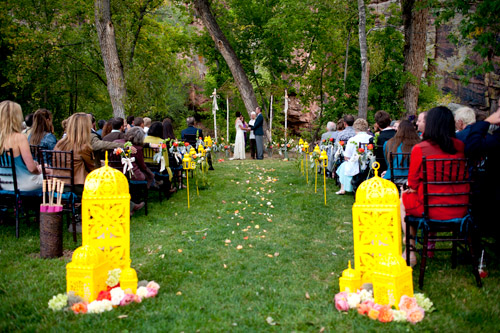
[0,100,43,191]
[54,113,95,186]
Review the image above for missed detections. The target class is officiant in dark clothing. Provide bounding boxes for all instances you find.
[250,107,264,160]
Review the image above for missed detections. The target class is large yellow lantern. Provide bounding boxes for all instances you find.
[351,163,403,284]
[67,155,137,301]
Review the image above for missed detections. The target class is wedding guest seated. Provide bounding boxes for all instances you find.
[114,127,157,188]
[28,108,58,163]
[0,100,43,191]
[401,106,469,266]
[335,118,372,195]
[143,117,151,135]
[465,107,500,242]
[144,121,164,164]
[97,119,106,137]
[53,113,95,195]
[382,120,420,185]
[102,118,125,142]
[454,106,476,143]
[336,114,356,142]
[373,110,396,173]
[181,116,203,142]
[22,113,34,137]
[100,119,113,139]
[321,121,337,143]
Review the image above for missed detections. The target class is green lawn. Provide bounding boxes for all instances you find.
[1,158,499,332]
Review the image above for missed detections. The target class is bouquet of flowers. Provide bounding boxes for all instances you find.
[113,142,134,177]
[334,289,434,324]
[48,268,160,315]
[357,143,376,172]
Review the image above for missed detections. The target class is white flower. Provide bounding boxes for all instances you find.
[347,293,361,309]
[392,309,407,322]
[415,293,434,312]
[358,289,374,302]
[136,286,149,299]
[48,293,68,311]
[87,299,113,313]
[110,287,125,306]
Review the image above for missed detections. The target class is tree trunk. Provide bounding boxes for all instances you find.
[357,0,369,120]
[343,28,351,91]
[95,0,127,119]
[192,0,259,116]
[402,0,429,117]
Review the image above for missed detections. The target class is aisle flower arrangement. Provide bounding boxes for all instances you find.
[48,269,160,314]
[334,289,434,324]
[113,141,134,177]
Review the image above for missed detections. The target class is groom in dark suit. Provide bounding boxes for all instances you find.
[250,106,264,160]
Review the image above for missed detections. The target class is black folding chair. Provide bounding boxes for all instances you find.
[143,146,175,199]
[0,148,42,238]
[107,150,149,216]
[30,145,41,164]
[40,150,78,242]
[389,152,411,190]
[405,157,482,288]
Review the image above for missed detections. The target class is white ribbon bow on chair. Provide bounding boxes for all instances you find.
[121,157,135,176]
[153,152,166,172]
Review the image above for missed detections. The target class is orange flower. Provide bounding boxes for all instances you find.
[339,140,345,146]
[399,295,418,313]
[368,308,380,320]
[378,305,393,323]
[407,307,425,324]
[71,302,87,314]
[358,147,365,153]
[357,303,370,315]
[173,142,178,147]
[367,144,374,150]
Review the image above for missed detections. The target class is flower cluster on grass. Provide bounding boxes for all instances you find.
[48,269,160,315]
[334,289,434,324]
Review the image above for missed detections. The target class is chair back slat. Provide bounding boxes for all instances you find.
[40,150,75,190]
[389,152,411,185]
[0,148,18,190]
[143,146,159,160]
[422,157,472,218]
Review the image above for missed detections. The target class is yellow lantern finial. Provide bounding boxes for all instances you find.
[105,150,108,167]
[372,162,380,177]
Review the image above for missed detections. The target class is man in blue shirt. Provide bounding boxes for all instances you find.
[250,107,264,159]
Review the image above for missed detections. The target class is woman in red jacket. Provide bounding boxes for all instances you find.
[402,106,469,265]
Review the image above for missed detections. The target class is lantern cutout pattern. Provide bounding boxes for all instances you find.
[351,162,403,284]
[339,260,361,293]
[66,156,137,302]
[372,254,413,308]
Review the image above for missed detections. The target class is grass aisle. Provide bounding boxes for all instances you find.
[0,158,499,331]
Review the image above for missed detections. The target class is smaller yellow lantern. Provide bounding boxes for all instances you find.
[319,150,328,205]
[120,267,138,294]
[182,153,191,170]
[339,260,362,293]
[372,254,413,308]
[198,145,206,157]
[313,145,320,155]
[303,141,309,154]
[299,138,304,146]
[190,147,197,158]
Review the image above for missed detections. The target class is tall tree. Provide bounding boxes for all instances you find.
[192,0,259,119]
[357,0,369,119]
[95,0,127,118]
[401,0,429,117]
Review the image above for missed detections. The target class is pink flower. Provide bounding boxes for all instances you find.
[399,295,418,313]
[147,281,160,291]
[334,292,349,311]
[133,294,142,303]
[146,287,158,298]
[120,294,135,306]
[406,307,425,324]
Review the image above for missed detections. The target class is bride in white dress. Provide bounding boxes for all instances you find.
[232,112,248,160]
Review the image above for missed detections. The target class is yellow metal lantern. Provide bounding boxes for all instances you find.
[319,150,328,205]
[299,138,304,146]
[190,147,197,158]
[182,153,191,170]
[372,254,413,308]
[67,154,138,301]
[351,162,402,284]
[339,260,362,293]
[303,141,309,154]
[313,145,321,193]
[198,145,206,157]
[183,154,192,208]
[66,245,108,302]
[120,267,139,294]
